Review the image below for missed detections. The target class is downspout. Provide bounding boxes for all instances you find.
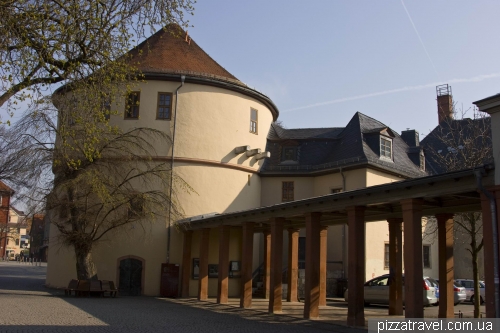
[474,168,500,317]
[167,75,185,263]
[340,167,346,279]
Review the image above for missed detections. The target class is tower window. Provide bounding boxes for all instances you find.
[157,92,172,120]
[125,92,140,119]
[250,108,258,134]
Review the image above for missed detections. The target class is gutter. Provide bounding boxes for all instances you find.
[167,75,185,263]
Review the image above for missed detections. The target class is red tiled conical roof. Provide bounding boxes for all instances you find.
[127,24,241,84]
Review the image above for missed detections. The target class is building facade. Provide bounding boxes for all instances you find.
[46,25,455,298]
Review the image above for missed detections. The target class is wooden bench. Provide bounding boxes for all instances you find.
[89,280,104,297]
[65,279,79,296]
[101,280,118,298]
[76,279,90,297]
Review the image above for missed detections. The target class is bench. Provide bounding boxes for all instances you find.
[76,279,90,297]
[65,279,79,296]
[89,280,104,297]
[101,280,119,298]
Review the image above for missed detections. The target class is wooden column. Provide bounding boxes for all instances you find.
[181,230,193,298]
[287,228,299,302]
[304,212,322,319]
[347,206,365,327]
[436,213,454,318]
[269,217,284,313]
[387,218,403,316]
[240,222,254,308]
[217,225,230,304]
[263,229,271,299]
[319,226,328,306]
[401,198,424,318]
[198,228,210,301]
[480,188,500,318]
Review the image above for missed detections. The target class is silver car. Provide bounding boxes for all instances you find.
[436,279,467,305]
[455,279,485,304]
[344,274,438,306]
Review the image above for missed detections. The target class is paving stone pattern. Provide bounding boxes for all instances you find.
[0,261,366,333]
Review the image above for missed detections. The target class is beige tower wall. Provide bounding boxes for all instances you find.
[46,79,274,296]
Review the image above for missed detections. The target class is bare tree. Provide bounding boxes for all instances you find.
[0,0,195,114]
[6,84,194,279]
[423,108,491,317]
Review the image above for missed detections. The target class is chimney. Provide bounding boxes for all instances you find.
[436,84,453,123]
[401,129,419,147]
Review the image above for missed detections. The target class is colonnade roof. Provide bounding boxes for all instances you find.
[177,165,495,232]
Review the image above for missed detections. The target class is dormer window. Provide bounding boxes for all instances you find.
[380,137,392,159]
[281,147,297,161]
[420,152,425,171]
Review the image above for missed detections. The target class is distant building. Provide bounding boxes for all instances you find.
[29,214,47,261]
[0,181,14,259]
[4,206,28,260]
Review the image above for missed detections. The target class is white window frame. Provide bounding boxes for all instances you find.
[380,136,393,160]
[250,108,258,134]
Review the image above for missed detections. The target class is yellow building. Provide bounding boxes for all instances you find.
[46,25,442,298]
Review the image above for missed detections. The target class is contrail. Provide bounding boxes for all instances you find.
[401,0,440,80]
[283,73,500,113]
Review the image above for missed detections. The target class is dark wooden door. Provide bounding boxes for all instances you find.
[119,258,142,296]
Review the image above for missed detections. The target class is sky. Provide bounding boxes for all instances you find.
[186,0,500,138]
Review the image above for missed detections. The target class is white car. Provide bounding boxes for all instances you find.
[344,274,438,306]
[455,279,485,304]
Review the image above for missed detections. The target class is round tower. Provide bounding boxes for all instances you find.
[46,25,278,296]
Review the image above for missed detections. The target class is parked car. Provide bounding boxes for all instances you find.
[455,279,485,304]
[343,274,438,306]
[435,279,467,305]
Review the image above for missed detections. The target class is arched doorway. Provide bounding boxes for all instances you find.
[118,257,144,296]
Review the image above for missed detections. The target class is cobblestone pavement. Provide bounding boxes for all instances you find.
[0,261,367,333]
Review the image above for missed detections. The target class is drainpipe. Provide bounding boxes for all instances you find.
[474,168,500,317]
[166,75,185,263]
[340,167,346,279]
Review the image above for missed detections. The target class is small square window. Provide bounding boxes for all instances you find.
[281,147,297,161]
[250,108,258,134]
[380,137,392,159]
[125,92,140,119]
[331,188,343,194]
[157,92,172,120]
[282,181,294,202]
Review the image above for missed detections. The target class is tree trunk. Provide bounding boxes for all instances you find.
[472,250,480,317]
[471,229,480,318]
[75,247,98,281]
